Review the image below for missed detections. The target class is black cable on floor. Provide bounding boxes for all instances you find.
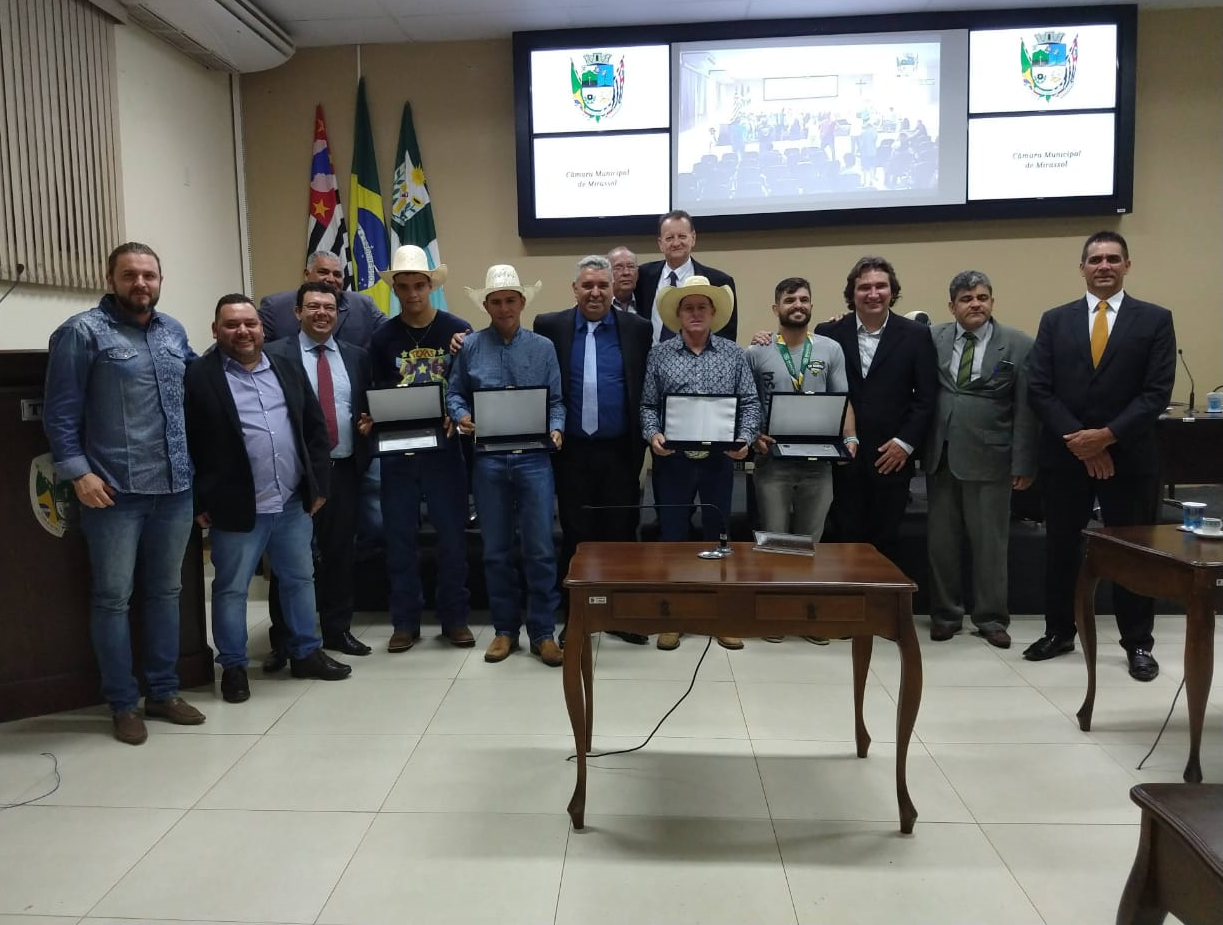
[1,752,61,809]
[567,635,715,761]
[1137,678,1186,770]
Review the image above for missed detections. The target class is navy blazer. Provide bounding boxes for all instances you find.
[184,349,331,532]
[257,289,388,348]
[632,258,738,342]
[534,306,652,453]
[813,310,939,479]
[1026,295,1175,474]
[264,336,373,474]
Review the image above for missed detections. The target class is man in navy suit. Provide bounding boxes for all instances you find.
[535,255,654,646]
[814,256,938,564]
[633,210,737,343]
[258,250,387,348]
[1023,231,1176,681]
[262,281,374,667]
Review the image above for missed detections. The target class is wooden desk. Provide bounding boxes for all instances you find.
[1074,525,1219,782]
[563,541,922,833]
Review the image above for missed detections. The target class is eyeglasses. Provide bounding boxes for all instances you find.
[301,302,338,314]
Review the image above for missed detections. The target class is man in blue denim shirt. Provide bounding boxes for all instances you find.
[448,265,566,668]
[43,242,206,745]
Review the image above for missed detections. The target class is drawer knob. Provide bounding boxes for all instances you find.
[805,603,819,620]
[659,599,671,617]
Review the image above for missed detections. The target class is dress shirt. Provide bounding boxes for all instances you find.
[43,295,195,493]
[640,334,761,443]
[222,354,304,514]
[856,312,914,455]
[1085,289,1124,338]
[950,319,993,382]
[650,258,694,343]
[446,325,566,433]
[612,293,636,313]
[297,332,353,459]
[568,310,627,439]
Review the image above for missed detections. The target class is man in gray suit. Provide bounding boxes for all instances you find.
[924,270,1038,649]
[258,250,387,348]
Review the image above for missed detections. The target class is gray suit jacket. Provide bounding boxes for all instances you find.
[258,289,388,348]
[924,320,1038,481]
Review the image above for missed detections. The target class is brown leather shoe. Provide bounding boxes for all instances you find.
[930,624,959,642]
[656,632,682,650]
[112,710,148,745]
[762,636,785,643]
[484,635,521,663]
[981,628,1012,649]
[531,638,563,667]
[442,625,475,648]
[144,696,205,725]
[802,636,831,645]
[717,636,745,650]
[388,630,420,653]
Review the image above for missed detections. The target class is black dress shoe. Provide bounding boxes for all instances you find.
[221,666,250,703]
[1127,648,1160,682]
[930,624,959,642]
[1022,633,1076,661]
[607,630,649,645]
[261,650,288,673]
[323,631,372,657]
[290,649,352,680]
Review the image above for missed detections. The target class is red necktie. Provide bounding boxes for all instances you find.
[315,345,339,448]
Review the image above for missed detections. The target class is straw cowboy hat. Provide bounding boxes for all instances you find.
[379,244,448,288]
[656,275,734,334]
[465,264,543,310]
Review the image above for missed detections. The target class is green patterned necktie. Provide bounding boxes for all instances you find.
[956,332,976,388]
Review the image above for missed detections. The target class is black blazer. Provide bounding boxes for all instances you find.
[257,289,388,348]
[1026,295,1175,474]
[814,310,938,479]
[185,348,332,532]
[264,336,374,474]
[632,258,738,342]
[534,306,652,456]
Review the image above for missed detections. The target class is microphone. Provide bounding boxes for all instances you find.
[0,262,25,306]
[581,501,733,559]
[1178,349,1196,413]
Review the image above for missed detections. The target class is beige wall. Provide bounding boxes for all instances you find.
[243,9,1223,397]
[1,23,245,351]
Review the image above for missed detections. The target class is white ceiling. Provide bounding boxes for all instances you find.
[254,0,1217,45]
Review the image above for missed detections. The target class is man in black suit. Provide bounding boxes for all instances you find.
[633,210,738,343]
[262,281,373,669]
[814,256,938,564]
[535,255,653,646]
[1023,231,1175,681]
[185,295,352,704]
[257,250,388,348]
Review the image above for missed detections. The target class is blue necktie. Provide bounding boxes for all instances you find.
[582,319,598,435]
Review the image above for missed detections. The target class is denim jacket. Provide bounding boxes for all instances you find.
[43,296,196,494]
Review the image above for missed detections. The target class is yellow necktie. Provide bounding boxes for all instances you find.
[1090,300,1110,367]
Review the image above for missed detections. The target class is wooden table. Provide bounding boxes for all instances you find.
[1074,525,1220,782]
[562,541,922,833]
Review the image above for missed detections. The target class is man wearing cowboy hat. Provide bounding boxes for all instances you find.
[361,245,476,654]
[447,265,566,667]
[640,275,761,651]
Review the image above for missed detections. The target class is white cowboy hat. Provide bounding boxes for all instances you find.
[465,264,543,310]
[379,245,448,288]
[656,275,734,334]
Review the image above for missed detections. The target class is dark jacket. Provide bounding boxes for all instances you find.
[184,348,331,531]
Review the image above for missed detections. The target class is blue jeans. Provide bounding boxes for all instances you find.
[209,500,321,669]
[78,489,194,713]
[472,452,559,642]
[653,452,734,541]
[380,444,471,633]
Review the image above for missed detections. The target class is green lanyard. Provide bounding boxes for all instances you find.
[776,334,812,390]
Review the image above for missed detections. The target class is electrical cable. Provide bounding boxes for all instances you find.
[567,635,715,761]
[0,752,61,809]
[1136,678,1185,770]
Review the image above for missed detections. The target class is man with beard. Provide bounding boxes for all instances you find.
[44,242,206,745]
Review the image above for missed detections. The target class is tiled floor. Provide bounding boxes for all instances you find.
[2,598,1219,925]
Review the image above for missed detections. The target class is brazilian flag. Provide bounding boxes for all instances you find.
[349,77,391,314]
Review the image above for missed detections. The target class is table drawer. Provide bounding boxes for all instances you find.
[755,594,866,623]
[612,592,717,619]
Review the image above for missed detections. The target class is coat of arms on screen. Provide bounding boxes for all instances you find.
[570,53,625,122]
[1020,31,1079,101]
